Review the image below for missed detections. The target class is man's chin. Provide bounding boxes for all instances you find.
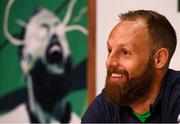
[104,81,127,106]
[104,75,152,107]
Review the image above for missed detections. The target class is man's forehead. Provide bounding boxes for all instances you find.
[113,19,148,35]
[107,19,149,47]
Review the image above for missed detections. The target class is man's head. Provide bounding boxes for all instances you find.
[104,10,177,107]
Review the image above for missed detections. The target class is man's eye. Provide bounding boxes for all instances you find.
[107,48,112,53]
[121,49,130,56]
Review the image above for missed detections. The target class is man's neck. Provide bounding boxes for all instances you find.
[130,73,164,114]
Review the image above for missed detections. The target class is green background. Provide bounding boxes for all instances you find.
[0,0,88,117]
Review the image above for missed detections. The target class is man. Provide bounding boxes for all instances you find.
[81,10,180,123]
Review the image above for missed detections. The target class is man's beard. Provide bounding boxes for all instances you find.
[104,57,155,107]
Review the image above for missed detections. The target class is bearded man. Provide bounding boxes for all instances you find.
[81,10,180,123]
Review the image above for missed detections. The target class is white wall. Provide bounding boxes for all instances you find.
[96,0,180,95]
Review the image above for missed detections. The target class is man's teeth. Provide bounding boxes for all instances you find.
[112,73,122,78]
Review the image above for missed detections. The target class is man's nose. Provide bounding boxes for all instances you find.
[107,54,119,68]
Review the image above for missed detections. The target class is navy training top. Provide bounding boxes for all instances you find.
[81,69,180,123]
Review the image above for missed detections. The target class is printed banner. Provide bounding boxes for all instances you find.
[0,0,88,123]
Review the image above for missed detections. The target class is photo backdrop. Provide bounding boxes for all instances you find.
[0,0,92,122]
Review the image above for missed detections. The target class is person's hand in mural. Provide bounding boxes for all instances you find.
[81,10,180,123]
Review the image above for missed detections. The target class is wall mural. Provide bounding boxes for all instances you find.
[178,0,180,12]
[0,0,88,123]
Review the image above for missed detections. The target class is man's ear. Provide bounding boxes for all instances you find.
[154,48,169,69]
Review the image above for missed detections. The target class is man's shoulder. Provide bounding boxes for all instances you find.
[88,89,114,109]
[81,89,122,122]
[167,69,180,81]
[164,69,180,89]
[162,69,180,122]
[163,69,180,95]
